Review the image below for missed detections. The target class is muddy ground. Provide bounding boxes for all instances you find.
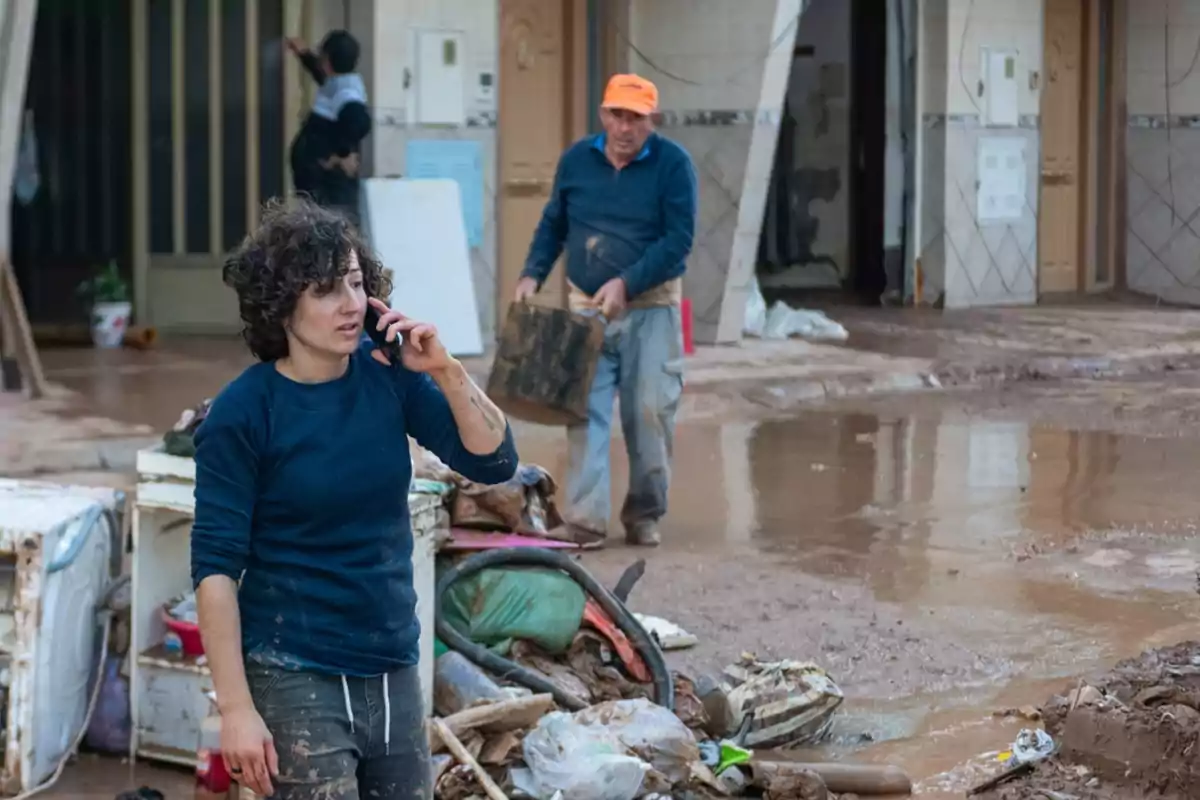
[23,335,1200,797]
[512,377,1200,797]
[978,642,1200,800]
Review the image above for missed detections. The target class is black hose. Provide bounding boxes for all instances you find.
[435,548,674,712]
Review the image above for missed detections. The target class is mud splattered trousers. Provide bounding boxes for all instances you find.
[565,305,685,539]
[246,662,431,800]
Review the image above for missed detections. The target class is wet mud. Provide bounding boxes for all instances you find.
[980,643,1200,800]
[28,339,1200,795]
[517,393,1200,795]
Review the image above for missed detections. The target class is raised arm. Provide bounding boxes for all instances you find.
[403,362,518,485]
[367,299,519,484]
[286,38,326,86]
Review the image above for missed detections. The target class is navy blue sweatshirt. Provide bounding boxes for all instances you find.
[522,132,698,299]
[190,339,518,676]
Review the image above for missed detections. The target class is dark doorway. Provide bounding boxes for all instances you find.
[848,0,888,302]
[10,0,133,324]
[756,0,899,307]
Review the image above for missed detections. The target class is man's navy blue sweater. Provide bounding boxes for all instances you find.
[522,132,698,299]
[190,340,518,676]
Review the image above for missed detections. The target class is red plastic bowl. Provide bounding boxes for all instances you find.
[162,606,205,656]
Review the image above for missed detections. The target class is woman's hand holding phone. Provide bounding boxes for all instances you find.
[367,297,454,376]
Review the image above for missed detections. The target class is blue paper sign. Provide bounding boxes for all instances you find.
[405,139,484,248]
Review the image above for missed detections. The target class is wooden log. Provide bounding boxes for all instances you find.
[750,761,913,796]
[431,718,510,800]
[428,693,556,752]
[486,303,605,427]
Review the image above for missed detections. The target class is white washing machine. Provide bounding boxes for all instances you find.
[0,479,118,794]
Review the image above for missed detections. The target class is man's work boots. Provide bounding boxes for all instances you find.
[625,521,661,547]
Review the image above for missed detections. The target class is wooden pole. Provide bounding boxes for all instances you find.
[0,258,45,398]
[430,718,509,800]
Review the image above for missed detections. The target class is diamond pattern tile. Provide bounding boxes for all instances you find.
[1126,127,1200,301]
[918,122,1038,308]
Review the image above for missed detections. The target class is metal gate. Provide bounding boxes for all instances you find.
[131,0,302,330]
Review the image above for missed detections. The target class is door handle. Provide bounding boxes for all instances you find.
[1040,170,1073,186]
[504,178,551,197]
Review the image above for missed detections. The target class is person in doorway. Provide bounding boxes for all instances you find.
[191,198,517,799]
[513,74,698,548]
[286,30,371,219]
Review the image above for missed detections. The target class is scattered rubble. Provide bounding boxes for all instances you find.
[973,642,1200,799]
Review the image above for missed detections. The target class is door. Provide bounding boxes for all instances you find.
[131,0,302,331]
[8,0,132,325]
[1038,0,1085,294]
[497,0,589,325]
[414,30,466,126]
[498,0,569,320]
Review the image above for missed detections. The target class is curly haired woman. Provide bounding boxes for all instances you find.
[190,199,517,799]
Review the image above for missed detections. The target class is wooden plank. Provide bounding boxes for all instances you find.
[0,259,45,398]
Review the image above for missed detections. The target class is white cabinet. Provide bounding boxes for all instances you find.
[131,447,444,767]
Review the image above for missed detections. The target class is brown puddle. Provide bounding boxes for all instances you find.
[516,410,1200,796]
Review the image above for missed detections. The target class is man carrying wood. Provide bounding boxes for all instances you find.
[514,74,698,548]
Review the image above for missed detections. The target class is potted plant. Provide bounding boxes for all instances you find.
[76,261,131,349]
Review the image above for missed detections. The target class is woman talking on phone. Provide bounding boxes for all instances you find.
[190,199,517,799]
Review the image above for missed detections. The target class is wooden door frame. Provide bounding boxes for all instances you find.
[1078,0,1126,292]
[495,0,592,330]
[1039,0,1125,296]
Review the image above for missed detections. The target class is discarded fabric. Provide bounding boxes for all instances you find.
[722,655,844,748]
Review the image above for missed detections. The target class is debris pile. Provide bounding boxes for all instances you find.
[412,439,912,798]
[430,548,908,799]
[971,642,1200,799]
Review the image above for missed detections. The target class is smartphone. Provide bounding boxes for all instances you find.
[364,304,403,361]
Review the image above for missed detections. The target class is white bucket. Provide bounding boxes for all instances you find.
[90,301,131,349]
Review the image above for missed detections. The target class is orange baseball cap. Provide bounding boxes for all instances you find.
[601,74,659,116]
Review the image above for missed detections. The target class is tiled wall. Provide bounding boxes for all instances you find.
[917,0,1042,308]
[1125,2,1200,304]
[365,0,501,338]
[630,0,800,342]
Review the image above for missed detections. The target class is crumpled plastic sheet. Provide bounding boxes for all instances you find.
[742,276,849,342]
[1009,728,1055,765]
[510,698,699,800]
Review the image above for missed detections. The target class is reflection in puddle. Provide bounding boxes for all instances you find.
[516,410,1200,794]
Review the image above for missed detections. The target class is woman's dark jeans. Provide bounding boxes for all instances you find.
[246,662,431,799]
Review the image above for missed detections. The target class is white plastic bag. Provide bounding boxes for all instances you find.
[574,698,700,784]
[511,711,649,800]
[743,278,767,338]
[762,302,849,342]
[511,699,699,800]
[1009,728,1055,765]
